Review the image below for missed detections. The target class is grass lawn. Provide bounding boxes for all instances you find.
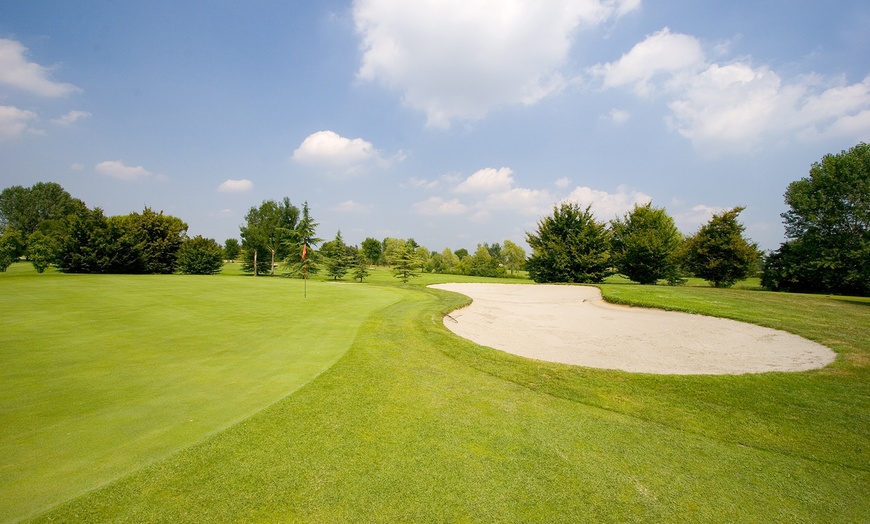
[5,265,869,522]
[0,263,403,522]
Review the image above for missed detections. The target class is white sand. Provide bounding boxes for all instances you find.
[430,283,836,375]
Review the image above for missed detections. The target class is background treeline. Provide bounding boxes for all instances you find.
[2,142,866,295]
[0,183,222,275]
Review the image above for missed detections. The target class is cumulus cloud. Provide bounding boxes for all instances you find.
[0,105,38,140]
[413,196,468,216]
[354,0,640,128]
[0,38,80,97]
[565,184,652,219]
[333,200,373,213]
[217,179,253,192]
[592,28,870,151]
[95,160,154,181]
[590,27,705,96]
[413,167,556,219]
[454,167,515,194]
[292,130,388,176]
[52,110,91,126]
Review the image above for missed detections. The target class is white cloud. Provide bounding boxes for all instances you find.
[564,185,651,219]
[0,38,80,97]
[590,27,705,96]
[555,177,572,189]
[413,196,468,216]
[673,204,725,233]
[454,167,515,194]
[478,186,555,215]
[70,162,85,171]
[594,28,870,152]
[217,179,253,192]
[333,200,373,213]
[292,130,386,176]
[52,110,91,126]
[0,105,38,140]
[95,160,154,181]
[607,108,631,124]
[354,0,640,128]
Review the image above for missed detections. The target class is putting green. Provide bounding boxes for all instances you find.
[0,268,402,522]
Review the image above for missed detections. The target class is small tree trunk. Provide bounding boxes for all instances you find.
[254,250,258,276]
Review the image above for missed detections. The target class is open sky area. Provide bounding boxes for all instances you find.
[1,0,868,252]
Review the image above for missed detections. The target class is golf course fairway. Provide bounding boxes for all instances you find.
[1,268,403,522]
[3,265,869,522]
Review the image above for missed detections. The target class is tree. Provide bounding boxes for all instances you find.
[26,231,56,273]
[441,247,460,273]
[361,237,382,265]
[392,244,420,283]
[610,203,684,285]
[682,207,759,288]
[240,198,299,276]
[54,207,127,273]
[453,248,469,260]
[502,240,526,275]
[352,253,370,282]
[0,182,86,238]
[223,238,240,261]
[285,201,321,278]
[382,237,406,265]
[117,207,188,274]
[762,142,869,296]
[177,236,224,274]
[0,228,25,271]
[322,230,353,280]
[526,202,610,283]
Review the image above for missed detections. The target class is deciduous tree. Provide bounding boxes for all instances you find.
[177,236,224,275]
[762,142,869,296]
[240,198,299,276]
[502,239,526,275]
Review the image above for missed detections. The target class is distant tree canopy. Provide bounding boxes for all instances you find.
[0,182,86,238]
[177,236,224,275]
[321,230,355,280]
[762,142,869,296]
[239,197,300,276]
[526,202,610,284]
[55,207,188,274]
[681,207,759,288]
[610,203,683,285]
[223,238,241,261]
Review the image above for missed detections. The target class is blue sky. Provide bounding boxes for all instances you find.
[1,0,868,252]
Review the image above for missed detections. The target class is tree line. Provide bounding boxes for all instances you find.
[0,183,223,275]
[2,142,866,295]
[237,196,528,283]
[525,142,868,296]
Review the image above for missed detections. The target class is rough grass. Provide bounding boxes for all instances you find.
[5,265,869,522]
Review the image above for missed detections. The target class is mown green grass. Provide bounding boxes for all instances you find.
[0,263,402,522]
[6,265,870,522]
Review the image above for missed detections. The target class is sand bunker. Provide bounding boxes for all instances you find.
[431,283,835,375]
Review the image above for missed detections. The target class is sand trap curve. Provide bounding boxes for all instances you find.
[431,283,835,375]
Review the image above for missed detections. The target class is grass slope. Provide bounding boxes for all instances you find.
[0,264,402,522]
[22,269,870,523]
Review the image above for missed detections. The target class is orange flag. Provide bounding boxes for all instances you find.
[302,244,307,260]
